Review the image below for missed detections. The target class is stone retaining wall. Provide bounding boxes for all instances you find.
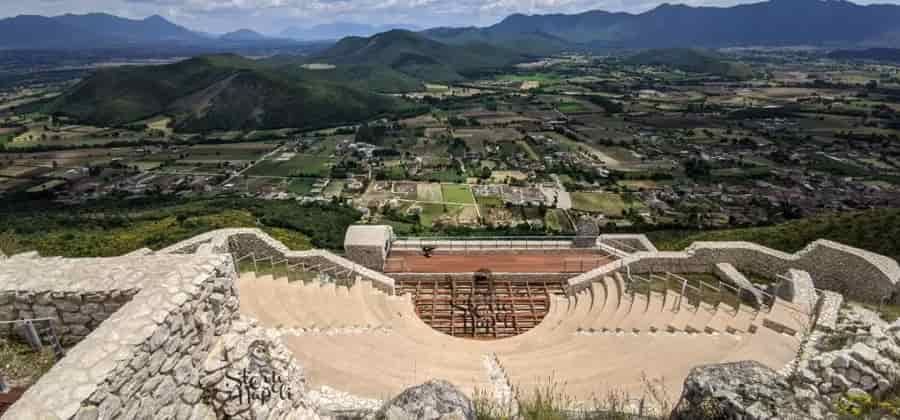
[598,234,658,253]
[159,228,396,294]
[2,254,241,419]
[567,240,900,304]
[165,229,900,303]
[0,288,137,346]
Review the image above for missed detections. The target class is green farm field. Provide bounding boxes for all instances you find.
[246,154,332,177]
[441,184,475,204]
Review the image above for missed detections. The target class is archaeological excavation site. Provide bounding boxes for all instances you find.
[2,224,900,419]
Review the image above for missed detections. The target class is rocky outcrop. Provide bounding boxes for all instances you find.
[672,361,831,420]
[674,305,900,420]
[793,307,900,400]
[201,317,319,420]
[375,380,474,420]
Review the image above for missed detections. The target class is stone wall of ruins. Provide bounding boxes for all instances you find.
[159,228,396,294]
[1,254,241,420]
[163,229,900,304]
[0,288,137,346]
[568,239,900,304]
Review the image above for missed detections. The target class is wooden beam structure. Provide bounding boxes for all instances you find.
[396,277,565,339]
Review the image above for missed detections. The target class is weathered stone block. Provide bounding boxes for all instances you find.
[32,305,58,318]
[61,312,92,325]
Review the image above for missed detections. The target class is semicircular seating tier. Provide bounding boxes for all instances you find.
[238,271,807,405]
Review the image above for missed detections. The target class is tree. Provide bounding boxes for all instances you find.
[684,158,712,179]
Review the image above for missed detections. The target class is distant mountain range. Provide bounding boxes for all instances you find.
[0,13,306,50]
[424,0,900,50]
[281,22,421,41]
[0,13,206,49]
[3,1,900,51]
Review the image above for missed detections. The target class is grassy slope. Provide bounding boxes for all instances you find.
[648,208,900,262]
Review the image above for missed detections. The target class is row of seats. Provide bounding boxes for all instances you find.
[238,271,807,405]
[238,272,409,330]
[571,273,761,335]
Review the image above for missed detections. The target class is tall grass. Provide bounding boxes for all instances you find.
[474,375,671,420]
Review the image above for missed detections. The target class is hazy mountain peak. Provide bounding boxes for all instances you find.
[221,28,267,41]
[144,14,168,21]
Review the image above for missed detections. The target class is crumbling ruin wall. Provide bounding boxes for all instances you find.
[2,254,242,420]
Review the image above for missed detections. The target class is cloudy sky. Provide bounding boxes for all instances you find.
[4,0,899,35]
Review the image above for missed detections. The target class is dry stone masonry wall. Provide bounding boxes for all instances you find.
[1,288,137,346]
[1,254,241,419]
[569,239,900,305]
[160,228,396,294]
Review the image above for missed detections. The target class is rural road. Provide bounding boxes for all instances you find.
[222,144,286,185]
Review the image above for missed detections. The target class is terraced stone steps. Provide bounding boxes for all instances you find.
[238,272,404,331]
[236,267,808,403]
[568,274,804,337]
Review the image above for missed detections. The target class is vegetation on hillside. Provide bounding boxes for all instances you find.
[0,195,361,257]
[422,27,570,56]
[648,208,900,262]
[292,64,424,93]
[0,338,56,388]
[312,30,524,83]
[47,54,419,132]
[624,48,753,80]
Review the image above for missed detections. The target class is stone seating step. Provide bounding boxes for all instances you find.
[762,299,810,336]
[686,302,718,333]
[705,303,736,333]
[668,302,697,332]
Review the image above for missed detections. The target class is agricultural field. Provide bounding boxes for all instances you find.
[416,183,443,202]
[246,154,332,177]
[571,192,644,217]
[441,184,475,204]
[287,178,317,195]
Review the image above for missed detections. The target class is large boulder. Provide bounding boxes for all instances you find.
[672,361,831,420]
[375,380,474,420]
